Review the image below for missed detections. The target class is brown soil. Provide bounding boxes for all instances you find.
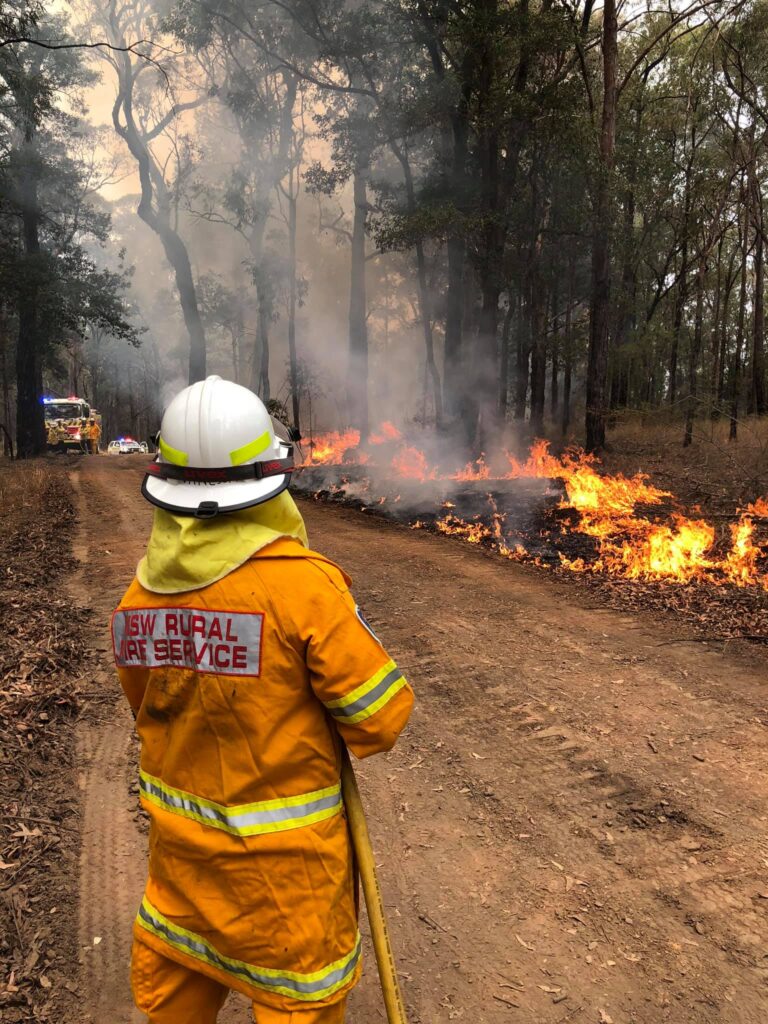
[11,454,768,1023]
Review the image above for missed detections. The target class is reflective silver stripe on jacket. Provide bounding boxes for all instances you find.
[137,898,362,1000]
[139,771,342,837]
[328,666,405,721]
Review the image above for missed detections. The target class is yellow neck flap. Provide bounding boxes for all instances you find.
[137,491,309,594]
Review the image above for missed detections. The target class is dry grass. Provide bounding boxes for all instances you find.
[0,460,51,515]
[604,414,768,512]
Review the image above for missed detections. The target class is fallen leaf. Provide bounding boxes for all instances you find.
[11,823,42,840]
[515,934,535,951]
[39,975,51,989]
[538,984,562,993]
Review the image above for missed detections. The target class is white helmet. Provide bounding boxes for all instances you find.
[142,376,294,518]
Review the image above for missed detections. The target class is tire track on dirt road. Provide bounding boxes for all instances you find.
[69,469,146,1024]
[67,459,768,1023]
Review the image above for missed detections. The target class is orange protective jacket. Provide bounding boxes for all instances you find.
[113,538,413,1012]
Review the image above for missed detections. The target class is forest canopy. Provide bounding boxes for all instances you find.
[1,0,767,458]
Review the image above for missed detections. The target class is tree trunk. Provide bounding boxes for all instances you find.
[111,52,206,384]
[612,99,642,411]
[715,252,737,417]
[514,292,531,420]
[0,309,13,456]
[561,248,575,437]
[443,98,470,426]
[708,236,723,419]
[348,160,369,438]
[287,180,301,432]
[749,172,766,415]
[443,236,465,422]
[417,239,442,428]
[499,299,515,419]
[390,141,443,426]
[255,296,271,403]
[585,0,618,453]
[731,179,750,442]
[550,278,560,418]
[146,216,206,384]
[683,257,705,446]
[668,170,692,406]
[474,0,502,451]
[529,294,547,435]
[15,132,46,459]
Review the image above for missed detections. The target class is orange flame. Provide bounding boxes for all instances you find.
[746,496,768,518]
[303,429,362,465]
[370,421,402,445]
[451,456,491,482]
[302,427,768,590]
[390,446,437,480]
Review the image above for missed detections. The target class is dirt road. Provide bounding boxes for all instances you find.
[69,456,768,1024]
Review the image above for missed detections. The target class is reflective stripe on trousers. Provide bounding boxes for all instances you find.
[139,771,343,837]
[136,898,362,1002]
[323,660,407,725]
[132,938,348,1022]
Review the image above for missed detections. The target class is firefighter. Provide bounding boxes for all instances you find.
[113,375,413,1024]
[88,418,101,454]
[54,419,68,453]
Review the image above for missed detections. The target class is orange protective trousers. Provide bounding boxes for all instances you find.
[132,941,347,1023]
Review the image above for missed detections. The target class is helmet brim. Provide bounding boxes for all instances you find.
[141,443,292,518]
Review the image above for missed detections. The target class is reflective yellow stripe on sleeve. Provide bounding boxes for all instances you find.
[324,659,407,725]
[137,897,362,1001]
[139,771,342,836]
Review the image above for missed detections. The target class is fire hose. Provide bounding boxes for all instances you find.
[340,747,409,1024]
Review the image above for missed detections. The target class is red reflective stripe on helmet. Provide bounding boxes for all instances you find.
[145,458,293,483]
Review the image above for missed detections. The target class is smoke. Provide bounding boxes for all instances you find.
[160,376,188,412]
[74,27,446,439]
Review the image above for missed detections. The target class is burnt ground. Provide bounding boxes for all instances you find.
[6,454,768,1023]
[293,459,768,649]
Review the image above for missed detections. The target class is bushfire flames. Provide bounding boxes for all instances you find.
[299,426,768,590]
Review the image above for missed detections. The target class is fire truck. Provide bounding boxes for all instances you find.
[43,395,102,453]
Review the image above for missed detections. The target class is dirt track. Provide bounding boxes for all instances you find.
[68,456,768,1023]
